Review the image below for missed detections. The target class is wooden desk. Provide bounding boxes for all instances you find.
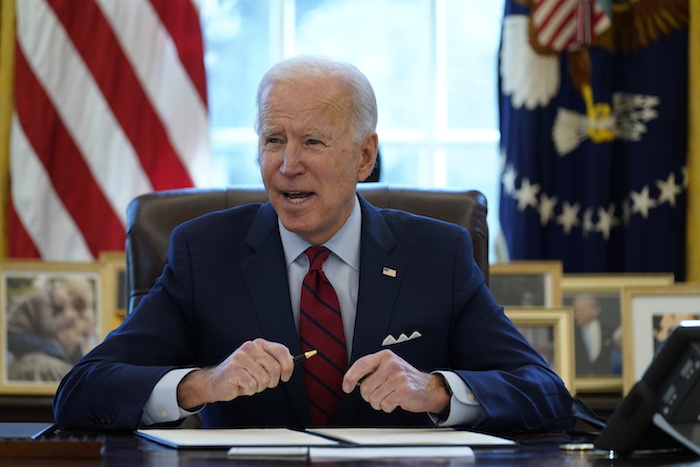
[1,422,698,466]
[0,397,54,423]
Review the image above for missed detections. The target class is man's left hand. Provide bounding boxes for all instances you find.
[342,349,450,414]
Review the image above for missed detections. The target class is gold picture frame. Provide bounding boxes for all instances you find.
[621,283,700,395]
[0,261,109,395]
[99,251,127,329]
[561,273,675,393]
[505,307,575,396]
[490,261,563,307]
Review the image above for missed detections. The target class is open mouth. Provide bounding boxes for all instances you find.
[284,191,313,204]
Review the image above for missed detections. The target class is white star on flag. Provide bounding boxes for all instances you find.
[502,164,518,196]
[514,177,541,212]
[538,194,558,226]
[630,185,657,219]
[595,203,619,240]
[656,173,682,207]
[557,201,581,234]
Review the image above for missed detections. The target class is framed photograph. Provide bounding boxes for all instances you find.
[0,261,109,395]
[561,273,675,393]
[490,261,563,307]
[99,251,127,329]
[505,307,575,395]
[621,283,700,395]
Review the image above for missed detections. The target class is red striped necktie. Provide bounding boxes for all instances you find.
[299,246,348,426]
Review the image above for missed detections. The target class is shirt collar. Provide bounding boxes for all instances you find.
[279,195,362,271]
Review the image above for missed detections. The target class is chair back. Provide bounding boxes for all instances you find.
[125,185,488,314]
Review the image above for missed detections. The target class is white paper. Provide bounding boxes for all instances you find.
[136,428,337,448]
[310,446,475,461]
[227,446,309,459]
[226,445,477,461]
[137,426,515,455]
[307,427,515,446]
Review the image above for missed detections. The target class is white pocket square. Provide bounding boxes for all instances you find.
[381,331,423,346]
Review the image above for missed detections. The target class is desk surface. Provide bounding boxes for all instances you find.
[1,423,700,466]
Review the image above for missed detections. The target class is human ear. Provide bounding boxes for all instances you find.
[357,133,378,182]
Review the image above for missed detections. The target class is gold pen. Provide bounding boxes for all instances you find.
[292,349,317,364]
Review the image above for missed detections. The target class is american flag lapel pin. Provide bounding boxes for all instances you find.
[382,266,397,278]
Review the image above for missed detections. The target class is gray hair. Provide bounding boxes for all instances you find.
[255,55,378,144]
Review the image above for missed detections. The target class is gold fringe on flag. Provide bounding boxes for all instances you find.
[0,0,16,259]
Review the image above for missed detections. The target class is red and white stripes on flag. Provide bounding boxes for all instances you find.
[531,0,611,51]
[9,0,211,261]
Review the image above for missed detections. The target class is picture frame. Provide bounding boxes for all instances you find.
[621,283,700,395]
[561,273,675,393]
[99,251,127,329]
[0,261,109,395]
[505,307,575,395]
[490,261,563,307]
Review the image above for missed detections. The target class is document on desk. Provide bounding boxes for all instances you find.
[308,446,476,461]
[137,427,514,460]
[226,428,498,461]
[308,427,516,447]
[136,428,337,449]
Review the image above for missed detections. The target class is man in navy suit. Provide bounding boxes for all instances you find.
[54,56,574,434]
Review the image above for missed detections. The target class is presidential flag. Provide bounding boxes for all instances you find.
[498,0,689,280]
[7,0,211,261]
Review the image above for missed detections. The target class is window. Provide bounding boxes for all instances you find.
[200,0,505,256]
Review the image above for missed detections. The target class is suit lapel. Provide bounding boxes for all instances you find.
[241,203,310,426]
[337,197,403,425]
[352,249,403,360]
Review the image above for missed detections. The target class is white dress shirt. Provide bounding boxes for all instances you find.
[581,318,603,362]
[141,196,484,426]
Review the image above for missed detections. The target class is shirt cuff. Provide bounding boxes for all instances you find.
[140,368,204,426]
[429,370,486,427]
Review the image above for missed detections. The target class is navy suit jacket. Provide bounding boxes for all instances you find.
[54,196,573,433]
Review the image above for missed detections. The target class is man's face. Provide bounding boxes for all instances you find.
[257,78,377,245]
[573,296,599,326]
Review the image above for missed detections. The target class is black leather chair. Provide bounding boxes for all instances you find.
[125,185,488,314]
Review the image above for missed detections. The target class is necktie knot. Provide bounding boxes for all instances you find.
[305,246,331,272]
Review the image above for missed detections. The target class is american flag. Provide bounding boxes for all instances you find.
[531,0,610,50]
[9,0,211,261]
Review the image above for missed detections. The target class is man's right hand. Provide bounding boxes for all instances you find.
[176,338,294,410]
